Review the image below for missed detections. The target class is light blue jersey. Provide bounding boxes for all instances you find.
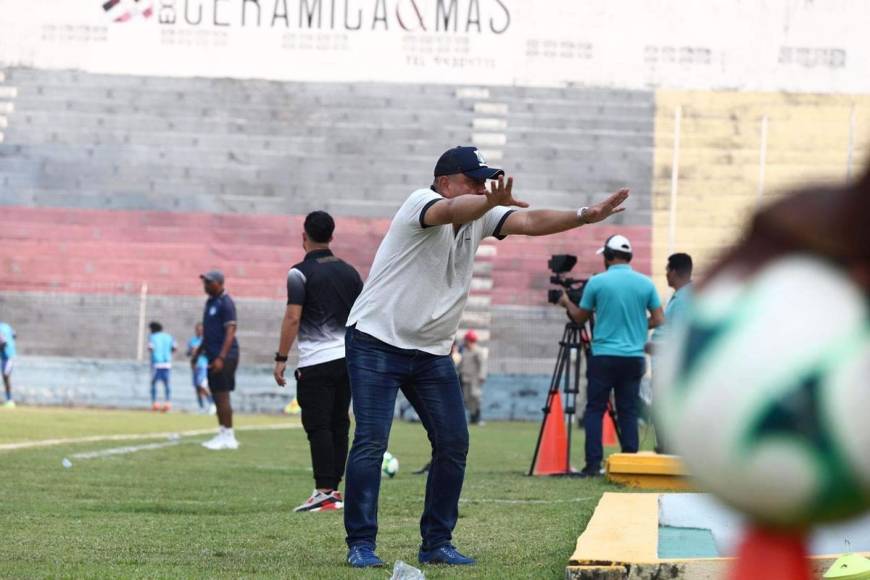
[651,283,693,344]
[580,265,661,357]
[187,336,208,369]
[149,332,177,369]
[0,322,16,358]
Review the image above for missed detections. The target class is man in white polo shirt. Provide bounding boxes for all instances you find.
[343,145,629,568]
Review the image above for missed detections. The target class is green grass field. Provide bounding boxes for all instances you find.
[0,407,646,579]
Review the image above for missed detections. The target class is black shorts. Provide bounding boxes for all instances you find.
[208,356,239,393]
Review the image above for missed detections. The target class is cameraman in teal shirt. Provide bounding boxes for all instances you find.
[558,235,664,476]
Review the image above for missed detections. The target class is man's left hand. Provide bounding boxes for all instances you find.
[274,362,287,387]
[582,188,630,223]
[556,289,571,308]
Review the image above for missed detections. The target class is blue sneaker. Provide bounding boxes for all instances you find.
[418,544,476,565]
[347,545,384,568]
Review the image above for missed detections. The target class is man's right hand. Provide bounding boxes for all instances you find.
[274,361,287,387]
[484,175,528,209]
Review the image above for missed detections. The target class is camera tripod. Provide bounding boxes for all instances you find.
[528,321,621,476]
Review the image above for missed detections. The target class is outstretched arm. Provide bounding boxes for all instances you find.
[499,188,629,236]
[423,176,529,226]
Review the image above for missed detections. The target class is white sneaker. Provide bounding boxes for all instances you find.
[201,433,225,449]
[202,430,240,450]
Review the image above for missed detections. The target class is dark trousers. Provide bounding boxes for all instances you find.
[344,328,468,551]
[296,358,352,490]
[584,355,646,469]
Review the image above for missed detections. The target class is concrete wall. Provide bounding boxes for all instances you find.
[0,291,285,362]
[10,356,293,413]
[10,356,558,421]
[0,67,655,379]
[650,92,870,294]
[0,69,653,222]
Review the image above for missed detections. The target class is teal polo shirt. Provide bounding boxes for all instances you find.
[579,264,661,357]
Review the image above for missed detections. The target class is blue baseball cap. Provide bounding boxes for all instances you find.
[200,270,225,284]
[433,146,504,181]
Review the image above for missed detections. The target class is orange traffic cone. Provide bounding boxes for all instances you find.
[533,392,571,475]
[603,409,618,447]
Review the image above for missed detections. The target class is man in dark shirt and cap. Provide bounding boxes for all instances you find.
[192,269,241,450]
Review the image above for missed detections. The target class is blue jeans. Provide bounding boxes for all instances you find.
[584,355,645,469]
[151,368,171,402]
[344,328,469,551]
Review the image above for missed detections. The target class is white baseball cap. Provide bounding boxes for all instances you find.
[596,234,633,255]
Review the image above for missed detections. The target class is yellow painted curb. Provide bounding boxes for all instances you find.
[605,452,695,491]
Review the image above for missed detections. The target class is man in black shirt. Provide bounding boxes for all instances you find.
[274,211,364,513]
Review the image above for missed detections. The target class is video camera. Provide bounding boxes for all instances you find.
[546,254,587,305]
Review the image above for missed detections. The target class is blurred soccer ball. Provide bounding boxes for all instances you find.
[655,255,869,526]
[382,451,400,478]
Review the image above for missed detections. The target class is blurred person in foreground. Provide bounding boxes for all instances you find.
[273,211,363,513]
[0,321,16,408]
[148,321,177,412]
[458,329,487,425]
[652,167,870,580]
[557,234,664,477]
[342,145,629,568]
[192,270,240,450]
[186,322,215,415]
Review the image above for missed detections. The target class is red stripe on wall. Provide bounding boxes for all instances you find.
[0,206,651,304]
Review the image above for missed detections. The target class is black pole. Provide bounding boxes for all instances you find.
[564,324,582,471]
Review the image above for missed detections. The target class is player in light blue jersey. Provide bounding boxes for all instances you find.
[148,321,177,412]
[0,321,17,408]
[186,323,214,414]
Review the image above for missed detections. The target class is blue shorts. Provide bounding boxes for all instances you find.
[193,367,208,389]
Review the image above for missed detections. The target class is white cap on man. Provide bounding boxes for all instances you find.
[596,234,633,255]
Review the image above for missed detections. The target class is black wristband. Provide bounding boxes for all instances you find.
[274,352,288,362]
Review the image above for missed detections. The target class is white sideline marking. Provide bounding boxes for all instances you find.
[70,440,180,460]
[0,423,300,452]
[460,496,595,505]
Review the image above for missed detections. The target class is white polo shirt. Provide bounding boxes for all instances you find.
[347,188,514,355]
